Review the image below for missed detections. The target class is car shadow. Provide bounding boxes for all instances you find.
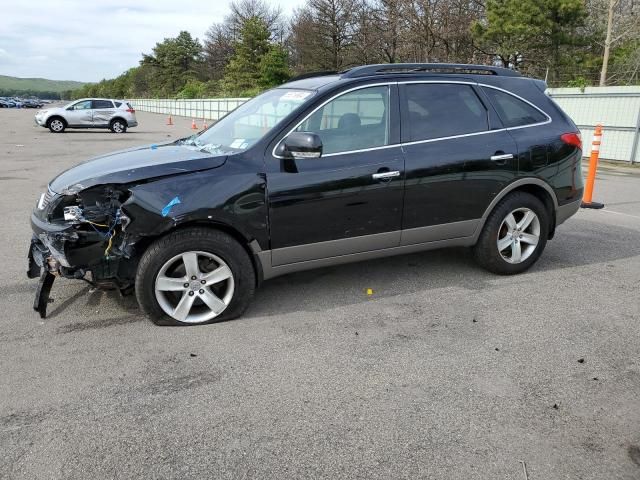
[44,217,640,323]
[243,217,640,319]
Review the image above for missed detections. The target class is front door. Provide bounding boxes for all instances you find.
[399,82,518,245]
[266,84,404,266]
[65,99,93,126]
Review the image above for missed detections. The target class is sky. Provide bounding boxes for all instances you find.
[0,0,304,83]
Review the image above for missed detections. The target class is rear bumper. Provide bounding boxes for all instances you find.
[128,120,138,127]
[556,198,581,226]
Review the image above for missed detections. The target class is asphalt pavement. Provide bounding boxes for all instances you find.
[1,108,639,479]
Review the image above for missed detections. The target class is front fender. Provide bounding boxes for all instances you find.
[121,168,268,250]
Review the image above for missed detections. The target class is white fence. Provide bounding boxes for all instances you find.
[130,86,640,164]
[129,98,249,122]
[547,86,640,164]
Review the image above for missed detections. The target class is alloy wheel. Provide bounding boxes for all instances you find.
[154,251,234,323]
[50,119,64,132]
[496,207,541,264]
[112,121,124,133]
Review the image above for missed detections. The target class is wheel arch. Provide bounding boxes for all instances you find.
[110,116,128,127]
[134,220,264,286]
[474,179,558,242]
[47,115,67,127]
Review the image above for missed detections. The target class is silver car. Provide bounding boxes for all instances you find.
[34,98,138,133]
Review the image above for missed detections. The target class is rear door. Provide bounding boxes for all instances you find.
[399,82,518,244]
[91,100,116,127]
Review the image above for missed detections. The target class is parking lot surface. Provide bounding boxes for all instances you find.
[1,108,639,479]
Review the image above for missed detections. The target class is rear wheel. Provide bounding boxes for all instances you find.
[135,228,255,326]
[473,191,549,275]
[110,119,127,133]
[47,117,66,133]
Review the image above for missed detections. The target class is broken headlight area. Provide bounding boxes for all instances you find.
[28,185,137,318]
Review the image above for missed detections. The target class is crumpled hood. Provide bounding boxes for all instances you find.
[49,143,227,194]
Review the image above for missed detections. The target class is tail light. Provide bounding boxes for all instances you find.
[126,108,135,113]
[561,132,582,150]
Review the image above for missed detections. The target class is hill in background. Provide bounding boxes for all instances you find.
[0,75,87,99]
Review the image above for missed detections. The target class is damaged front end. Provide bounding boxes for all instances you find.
[28,184,137,318]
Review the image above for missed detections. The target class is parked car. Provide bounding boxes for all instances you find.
[23,99,43,108]
[34,98,138,133]
[0,98,16,107]
[0,100,11,108]
[28,63,583,325]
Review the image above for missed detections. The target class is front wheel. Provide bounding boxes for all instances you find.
[48,118,66,133]
[473,191,549,275]
[110,119,127,133]
[135,228,255,326]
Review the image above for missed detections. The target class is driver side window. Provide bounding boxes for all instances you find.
[70,100,92,111]
[296,86,389,155]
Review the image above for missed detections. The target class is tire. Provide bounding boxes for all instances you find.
[47,117,66,133]
[135,228,255,326]
[472,191,549,275]
[110,118,127,133]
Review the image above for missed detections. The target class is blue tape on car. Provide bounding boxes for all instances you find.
[161,196,181,217]
[151,144,158,150]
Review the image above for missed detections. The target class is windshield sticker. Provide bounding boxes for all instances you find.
[230,139,246,149]
[281,91,311,101]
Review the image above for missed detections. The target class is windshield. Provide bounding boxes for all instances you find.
[179,88,315,154]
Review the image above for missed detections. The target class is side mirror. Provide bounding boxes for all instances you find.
[282,132,322,159]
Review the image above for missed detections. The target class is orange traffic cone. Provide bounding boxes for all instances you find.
[166,115,173,126]
[191,118,198,130]
[202,118,208,129]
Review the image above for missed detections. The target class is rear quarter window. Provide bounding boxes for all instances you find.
[482,88,548,128]
[114,102,122,107]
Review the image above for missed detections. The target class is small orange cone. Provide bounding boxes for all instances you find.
[166,115,173,126]
[202,118,208,129]
[191,118,198,130]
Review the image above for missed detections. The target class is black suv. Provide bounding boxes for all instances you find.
[28,63,583,325]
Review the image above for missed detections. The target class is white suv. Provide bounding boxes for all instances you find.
[35,98,138,133]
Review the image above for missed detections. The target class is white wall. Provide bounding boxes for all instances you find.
[547,86,640,164]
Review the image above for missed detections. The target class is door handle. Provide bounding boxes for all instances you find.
[490,153,514,161]
[372,171,401,180]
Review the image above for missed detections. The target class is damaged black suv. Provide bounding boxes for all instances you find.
[28,63,584,326]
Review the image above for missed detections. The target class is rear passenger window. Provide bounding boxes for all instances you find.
[405,84,488,141]
[482,88,547,127]
[92,100,114,109]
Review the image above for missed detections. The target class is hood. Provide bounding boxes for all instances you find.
[49,143,227,194]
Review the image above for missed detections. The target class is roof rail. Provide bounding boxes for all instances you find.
[341,63,521,78]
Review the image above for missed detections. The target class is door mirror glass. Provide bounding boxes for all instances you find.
[282,132,322,159]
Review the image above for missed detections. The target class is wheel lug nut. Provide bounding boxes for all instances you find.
[191,276,197,280]
[183,283,189,288]
[200,280,206,284]
[199,289,204,294]
[188,291,194,296]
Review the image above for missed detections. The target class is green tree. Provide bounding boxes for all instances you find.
[472,0,585,81]
[259,44,291,88]
[142,31,204,96]
[220,17,272,95]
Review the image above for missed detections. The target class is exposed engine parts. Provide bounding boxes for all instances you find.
[29,185,136,318]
